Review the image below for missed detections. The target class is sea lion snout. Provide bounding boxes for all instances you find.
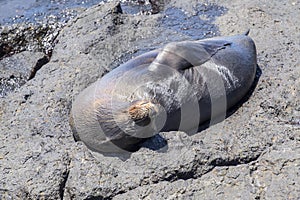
[127,100,166,132]
[128,100,157,125]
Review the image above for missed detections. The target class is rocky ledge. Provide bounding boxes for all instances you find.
[0,0,299,199]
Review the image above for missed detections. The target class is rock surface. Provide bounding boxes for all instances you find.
[0,51,48,97]
[0,0,299,199]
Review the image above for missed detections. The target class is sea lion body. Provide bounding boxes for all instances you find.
[70,32,257,153]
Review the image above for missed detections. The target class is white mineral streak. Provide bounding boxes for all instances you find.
[202,61,238,89]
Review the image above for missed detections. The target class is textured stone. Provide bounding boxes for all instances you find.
[0,51,48,97]
[0,0,299,199]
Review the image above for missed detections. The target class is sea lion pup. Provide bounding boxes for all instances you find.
[70,31,257,154]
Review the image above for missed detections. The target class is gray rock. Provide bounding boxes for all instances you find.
[0,0,299,199]
[114,140,300,199]
[0,22,62,58]
[0,51,48,97]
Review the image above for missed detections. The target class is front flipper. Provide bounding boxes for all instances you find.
[152,40,231,71]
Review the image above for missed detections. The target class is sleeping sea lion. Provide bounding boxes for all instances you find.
[70,31,257,154]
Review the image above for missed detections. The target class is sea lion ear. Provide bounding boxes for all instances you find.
[128,100,157,126]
